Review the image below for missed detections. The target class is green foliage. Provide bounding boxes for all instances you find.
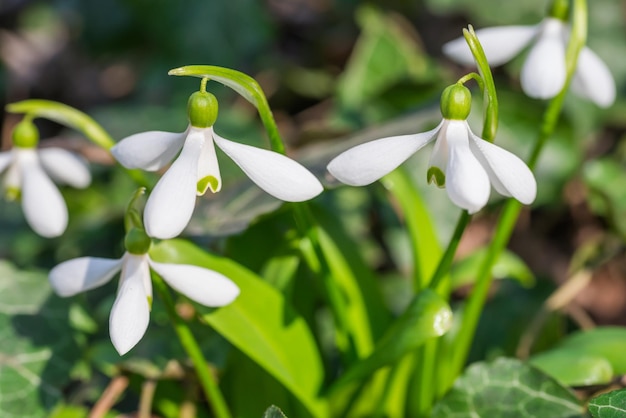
[263,405,288,418]
[0,261,81,417]
[589,389,626,418]
[432,358,584,418]
[450,247,535,289]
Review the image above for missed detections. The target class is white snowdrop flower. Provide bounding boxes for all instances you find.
[443,18,616,107]
[327,84,537,214]
[0,119,91,237]
[111,91,323,239]
[49,227,240,355]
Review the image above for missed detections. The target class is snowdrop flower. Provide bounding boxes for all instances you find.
[0,119,90,237]
[111,90,323,239]
[49,227,239,355]
[443,17,615,107]
[327,84,537,213]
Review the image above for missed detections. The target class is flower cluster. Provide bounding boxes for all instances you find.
[443,17,615,107]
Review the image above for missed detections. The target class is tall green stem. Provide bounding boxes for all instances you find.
[447,0,588,387]
[153,276,232,418]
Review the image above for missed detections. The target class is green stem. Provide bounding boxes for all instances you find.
[428,211,472,291]
[446,0,588,387]
[153,276,232,418]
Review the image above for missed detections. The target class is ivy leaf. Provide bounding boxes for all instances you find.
[432,358,584,418]
[589,388,626,418]
[0,261,80,418]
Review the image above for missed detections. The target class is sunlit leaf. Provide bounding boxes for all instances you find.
[451,247,535,289]
[432,358,583,417]
[530,351,613,386]
[552,327,626,375]
[149,240,327,418]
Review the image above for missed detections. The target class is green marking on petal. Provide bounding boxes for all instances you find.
[147,295,153,309]
[427,167,446,188]
[5,187,21,201]
[197,175,219,195]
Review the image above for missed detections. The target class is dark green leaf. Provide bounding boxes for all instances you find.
[432,358,583,418]
[589,388,626,418]
[263,405,289,418]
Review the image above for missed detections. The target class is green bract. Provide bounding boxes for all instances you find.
[187,91,218,128]
[440,84,471,120]
[124,227,152,255]
[12,118,39,148]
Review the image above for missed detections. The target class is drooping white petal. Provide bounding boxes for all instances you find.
[428,121,450,172]
[109,254,151,355]
[38,148,91,188]
[149,259,240,307]
[19,150,68,237]
[213,133,323,202]
[111,130,186,171]
[444,25,539,66]
[0,151,13,174]
[444,121,490,214]
[327,122,443,186]
[571,46,616,108]
[144,130,203,239]
[49,256,122,297]
[468,128,537,205]
[520,19,567,99]
[197,128,222,195]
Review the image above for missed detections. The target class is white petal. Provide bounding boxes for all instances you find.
[38,148,91,188]
[571,47,616,108]
[327,122,442,186]
[444,121,490,214]
[19,150,68,237]
[109,254,151,355]
[520,20,566,99]
[111,130,186,171]
[149,259,240,307]
[49,256,122,297]
[144,130,203,239]
[444,25,539,66]
[213,133,323,202]
[469,129,537,205]
[197,128,222,195]
[0,151,12,174]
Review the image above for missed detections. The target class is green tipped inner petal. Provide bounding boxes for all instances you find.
[197,175,220,195]
[5,187,20,201]
[427,167,446,188]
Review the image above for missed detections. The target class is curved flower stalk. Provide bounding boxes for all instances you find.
[443,16,615,107]
[49,227,240,355]
[112,89,323,239]
[327,84,537,214]
[0,119,91,237]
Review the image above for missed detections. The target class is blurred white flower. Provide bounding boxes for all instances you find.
[49,251,239,355]
[112,126,323,239]
[443,18,616,107]
[327,119,536,214]
[0,147,90,237]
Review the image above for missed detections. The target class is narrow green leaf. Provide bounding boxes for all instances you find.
[168,65,284,154]
[149,240,327,418]
[432,358,583,418]
[451,247,535,290]
[328,289,452,393]
[589,388,626,418]
[530,351,613,386]
[6,99,116,150]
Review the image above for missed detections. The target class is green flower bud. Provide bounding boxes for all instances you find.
[124,227,152,255]
[548,0,569,21]
[187,91,218,128]
[12,118,39,148]
[440,84,472,120]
